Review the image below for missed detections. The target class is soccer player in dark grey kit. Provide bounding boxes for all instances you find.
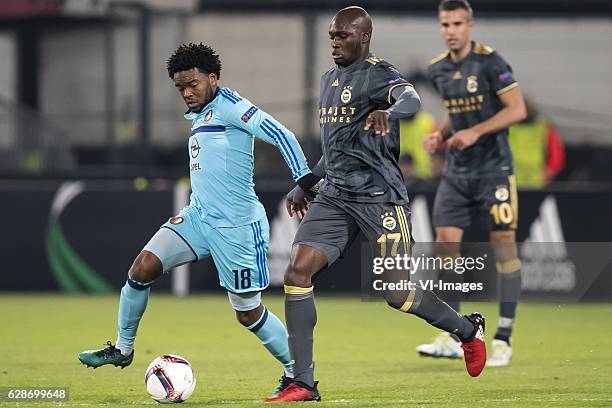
[266,6,486,403]
[417,0,527,367]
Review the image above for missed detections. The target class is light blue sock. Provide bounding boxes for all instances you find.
[116,279,151,355]
[246,307,294,378]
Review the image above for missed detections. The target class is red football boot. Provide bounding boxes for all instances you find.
[265,381,321,403]
[461,312,486,377]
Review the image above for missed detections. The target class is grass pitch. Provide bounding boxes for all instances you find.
[1,294,611,407]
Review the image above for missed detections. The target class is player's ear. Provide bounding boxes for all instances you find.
[208,73,218,88]
[362,31,370,44]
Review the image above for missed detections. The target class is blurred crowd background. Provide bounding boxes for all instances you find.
[1,0,611,297]
[1,0,611,187]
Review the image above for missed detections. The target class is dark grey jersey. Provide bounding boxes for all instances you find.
[428,42,518,177]
[318,55,413,204]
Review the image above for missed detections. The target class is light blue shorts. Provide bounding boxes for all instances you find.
[143,206,270,293]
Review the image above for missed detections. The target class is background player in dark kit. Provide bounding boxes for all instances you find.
[418,0,527,367]
[266,6,487,403]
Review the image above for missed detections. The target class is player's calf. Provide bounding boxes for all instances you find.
[382,287,415,311]
[228,292,295,393]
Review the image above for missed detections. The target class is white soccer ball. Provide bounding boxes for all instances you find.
[145,354,196,403]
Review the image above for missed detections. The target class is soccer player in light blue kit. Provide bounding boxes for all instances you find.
[79,43,320,398]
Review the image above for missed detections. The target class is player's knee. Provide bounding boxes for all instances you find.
[129,251,162,283]
[228,291,262,326]
[235,309,259,326]
[284,260,314,287]
[491,230,516,243]
[491,231,518,262]
[436,227,462,244]
[384,289,413,311]
[435,237,461,252]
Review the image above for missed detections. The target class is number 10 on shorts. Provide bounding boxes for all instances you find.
[490,202,514,225]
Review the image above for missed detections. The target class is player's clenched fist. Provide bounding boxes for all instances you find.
[363,110,391,136]
[447,128,480,151]
[286,185,309,220]
[424,130,443,154]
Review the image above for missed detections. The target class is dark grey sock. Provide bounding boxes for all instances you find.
[496,269,521,341]
[438,267,462,313]
[408,288,475,342]
[285,291,317,388]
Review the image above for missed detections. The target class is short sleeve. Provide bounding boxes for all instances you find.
[487,52,518,95]
[368,62,413,107]
[427,64,440,94]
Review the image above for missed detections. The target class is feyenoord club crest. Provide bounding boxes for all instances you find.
[169,216,184,225]
[466,75,478,93]
[341,86,352,103]
[204,109,213,122]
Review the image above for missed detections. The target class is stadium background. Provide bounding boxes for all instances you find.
[1,1,611,406]
[1,0,610,296]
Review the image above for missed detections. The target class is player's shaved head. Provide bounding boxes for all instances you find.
[329,6,372,66]
[332,6,372,35]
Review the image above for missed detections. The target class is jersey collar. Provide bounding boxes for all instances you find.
[450,41,475,65]
[335,52,375,71]
[183,87,221,120]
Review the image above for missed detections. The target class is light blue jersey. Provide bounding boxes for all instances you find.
[184,87,311,228]
[144,86,310,293]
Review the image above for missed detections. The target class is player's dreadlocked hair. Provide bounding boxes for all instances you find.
[166,42,222,79]
[438,0,473,20]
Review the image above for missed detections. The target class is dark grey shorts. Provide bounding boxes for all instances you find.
[293,193,413,266]
[433,175,518,231]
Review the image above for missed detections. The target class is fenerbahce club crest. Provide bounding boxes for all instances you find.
[495,185,510,201]
[381,211,397,231]
[341,86,352,103]
[466,75,478,93]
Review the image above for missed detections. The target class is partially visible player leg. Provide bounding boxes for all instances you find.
[266,244,327,403]
[115,250,161,356]
[485,175,521,367]
[355,203,485,377]
[229,291,294,396]
[416,226,465,358]
[267,196,356,402]
[208,217,295,398]
[430,177,473,315]
[488,229,521,367]
[417,176,475,359]
[285,245,327,381]
[78,211,202,369]
[78,251,161,369]
[435,227,464,313]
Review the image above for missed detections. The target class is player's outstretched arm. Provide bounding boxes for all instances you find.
[227,97,318,187]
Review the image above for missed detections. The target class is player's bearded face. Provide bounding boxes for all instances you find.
[439,9,473,52]
[173,68,217,113]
